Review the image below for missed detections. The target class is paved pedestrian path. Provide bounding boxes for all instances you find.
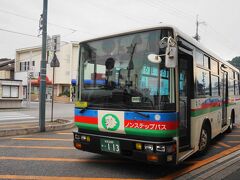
[0,112,36,122]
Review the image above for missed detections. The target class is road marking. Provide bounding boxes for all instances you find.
[0,156,128,164]
[0,145,73,150]
[162,144,240,180]
[217,142,231,148]
[211,145,221,149]
[12,138,72,142]
[0,175,142,180]
[56,132,72,135]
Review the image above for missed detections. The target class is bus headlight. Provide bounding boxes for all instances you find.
[74,134,81,140]
[156,145,165,152]
[144,144,154,152]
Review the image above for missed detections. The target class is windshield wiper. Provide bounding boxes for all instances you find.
[131,110,150,118]
[103,102,150,119]
[79,102,149,118]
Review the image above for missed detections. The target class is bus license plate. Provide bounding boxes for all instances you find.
[100,138,120,154]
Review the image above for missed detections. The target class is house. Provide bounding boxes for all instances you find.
[0,58,23,108]
[15,42,79,102]
[0,58,14,79]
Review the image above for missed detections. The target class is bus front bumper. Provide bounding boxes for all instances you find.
[73,131,177,165]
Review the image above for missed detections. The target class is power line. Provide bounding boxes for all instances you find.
[0,8,95,36]
[0,8,73,32]
[0,28,40,38]
[0,8,77,32]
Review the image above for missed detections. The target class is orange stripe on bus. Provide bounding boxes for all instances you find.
[0,156,127,163]
[12,138,72,141]
[0,175,142,180]
[0,145,73,150]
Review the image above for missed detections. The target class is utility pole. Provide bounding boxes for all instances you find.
[39,0,48,132]
[194,15,206,41]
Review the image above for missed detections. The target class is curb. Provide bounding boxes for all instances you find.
[0,119,75,137]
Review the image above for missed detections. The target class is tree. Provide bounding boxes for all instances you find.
[228,56,240,69]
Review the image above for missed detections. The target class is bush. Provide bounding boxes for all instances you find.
[59,91,70,97]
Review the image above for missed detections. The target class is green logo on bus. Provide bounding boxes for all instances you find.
[102,114,120,131]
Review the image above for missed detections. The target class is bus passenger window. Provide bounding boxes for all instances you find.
[211,75,219,96]
[196,67,210,97]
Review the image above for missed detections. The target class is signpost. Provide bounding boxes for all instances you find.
[50,35,60,122]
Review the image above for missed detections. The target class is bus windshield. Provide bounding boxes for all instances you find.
[79,29,176,111]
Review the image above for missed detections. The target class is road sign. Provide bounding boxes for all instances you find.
[50,53,60,67]
[52,35,60,52]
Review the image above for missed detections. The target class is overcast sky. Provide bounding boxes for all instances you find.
[0,0,239,60]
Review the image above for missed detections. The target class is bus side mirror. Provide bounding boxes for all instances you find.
[165,37,178,68]
[147,54,162,63]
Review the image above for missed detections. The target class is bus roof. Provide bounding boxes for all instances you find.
[80,24,238,72]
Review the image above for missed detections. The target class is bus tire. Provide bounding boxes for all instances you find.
[227,111,234,133]
[198,123,210,155]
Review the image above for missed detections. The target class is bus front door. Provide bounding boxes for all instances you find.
[178,50,193,150]
[221,72,228,127]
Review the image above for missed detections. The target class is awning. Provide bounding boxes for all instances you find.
[31,76,52,85]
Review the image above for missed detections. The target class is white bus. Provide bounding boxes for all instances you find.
[73,25,238,164]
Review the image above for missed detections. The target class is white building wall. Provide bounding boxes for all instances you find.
[15,42,80,101]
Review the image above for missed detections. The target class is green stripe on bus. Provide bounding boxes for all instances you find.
[75,122,176,137]
[191,106,221,117]
[75,122,99,131]
[125,128,177,138]
[227,103,236,107]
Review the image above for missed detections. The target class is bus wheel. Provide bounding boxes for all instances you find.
[198,124,210,154]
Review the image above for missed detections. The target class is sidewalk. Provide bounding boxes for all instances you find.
[0,119,75,137]
[176,149,240,180]
[0,101,75,137]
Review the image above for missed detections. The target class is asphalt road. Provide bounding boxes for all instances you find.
[0,126,239,179]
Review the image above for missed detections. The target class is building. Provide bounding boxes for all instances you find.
[0,58,23,108]
[0,58,15,79]
[15,42,79,102]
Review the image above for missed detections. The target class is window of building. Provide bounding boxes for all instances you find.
[24,62,27,71]
[196,67,210,97]
[27,61,30,71]
[32,61,35,66]
[2,86,10,97]
[20,62,25,72]
[2,85,19,98]
[19,62,22,71]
